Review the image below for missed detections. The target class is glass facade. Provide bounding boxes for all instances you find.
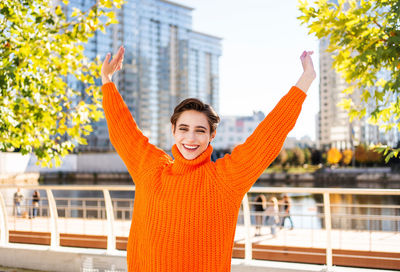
[67,0,222,151]
[188,31,222,114]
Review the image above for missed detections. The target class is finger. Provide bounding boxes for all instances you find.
[103,53,111,65]
[118,47,125,63]
[115,46,125,62]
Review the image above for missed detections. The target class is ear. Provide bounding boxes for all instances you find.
[210,130,217,142]
[171,124,175,135]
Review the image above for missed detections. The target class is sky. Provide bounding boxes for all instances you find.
[173,0,320,140]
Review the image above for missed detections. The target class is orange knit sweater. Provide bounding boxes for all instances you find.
[102,82,306,271]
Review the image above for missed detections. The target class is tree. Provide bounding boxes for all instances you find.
[303,148,312,165]
[311,149,322,165]
[355,144,384,165]
[292,147,305,166]
[286,149,295,167]
[355,145,368,165]
[327,147,342,165]
[366,147,384,165]
[341,149,353,166]
[0,0,123,166]
[274,148,288,166]
[299,0,400,161]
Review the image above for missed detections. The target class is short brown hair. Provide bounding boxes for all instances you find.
[171,98,220,134]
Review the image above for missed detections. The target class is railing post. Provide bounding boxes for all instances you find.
[242,193,252,261]
[83,200,86,219]
[67,199,71,218]
[97,199,101,219]
[103,189,116,252]
[0,191,9,246]
[46,189,59,248]
[323,192,333,271]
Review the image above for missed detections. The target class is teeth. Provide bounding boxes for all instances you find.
[183,144,198,150]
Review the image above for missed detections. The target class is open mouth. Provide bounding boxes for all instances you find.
[183,144,200,152]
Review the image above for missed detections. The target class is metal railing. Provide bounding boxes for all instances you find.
[0,185,399,271]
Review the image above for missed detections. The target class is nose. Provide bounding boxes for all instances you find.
[186,131,197,142]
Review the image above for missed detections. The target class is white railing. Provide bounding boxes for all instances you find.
[0,185,399,271]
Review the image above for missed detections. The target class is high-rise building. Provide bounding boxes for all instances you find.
[213,112,265,150]
[318,38,362,150]
[67,0,222,151]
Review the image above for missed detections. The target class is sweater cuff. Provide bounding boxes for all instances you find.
[288,86,307,103]
[101,82,117,93]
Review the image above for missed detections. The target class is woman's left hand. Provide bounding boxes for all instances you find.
[300,51,316,79]
[295,50,316,93]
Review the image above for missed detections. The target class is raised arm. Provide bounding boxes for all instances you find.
[215,51,315,198]
[102,46,170,184]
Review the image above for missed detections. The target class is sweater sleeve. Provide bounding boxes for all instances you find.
[102,82,170,185]
[215,86,306,197]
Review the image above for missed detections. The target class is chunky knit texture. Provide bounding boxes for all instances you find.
[102,82,306,272]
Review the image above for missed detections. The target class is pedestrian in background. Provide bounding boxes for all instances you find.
[13,188,24,216]
[265,197,279,237]
[280,193,294,230]
[254,194,267,236]
[31,190,40,218]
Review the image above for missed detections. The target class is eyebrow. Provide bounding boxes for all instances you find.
[178,124,208,130]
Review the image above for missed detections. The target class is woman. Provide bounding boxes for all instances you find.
[265,196,279,237]
[31,190,40,218]
[101,46,315,271]
[280,193,294,230]
[254,194,267,236]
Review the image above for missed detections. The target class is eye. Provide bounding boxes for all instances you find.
[179,127,188,131]
[196,130,206,133]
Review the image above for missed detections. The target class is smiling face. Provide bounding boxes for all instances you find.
[172,110,216,160]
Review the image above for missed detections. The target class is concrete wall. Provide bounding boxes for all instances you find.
[0,153,31,174]
[0,152,128,174]
[25,153,128,173]
[76,153,127,172]
[26,155,78,173]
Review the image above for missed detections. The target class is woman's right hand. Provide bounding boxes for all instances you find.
[101,46,125,84]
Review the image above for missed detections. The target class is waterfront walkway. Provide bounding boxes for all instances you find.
[1,185,399,271]
[7,216,400,253]
[4,216,400,271]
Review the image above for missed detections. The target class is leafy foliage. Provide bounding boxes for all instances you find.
[303,148,311,164]
[341,149,353,165]
[355,144,384,165]
[298,0,400,161]
[275,149,289,166]
[311,148,323,165]
[355,145,368,165]
[0,0,123,166]
[292,147,306,166]
[327,147,342,165]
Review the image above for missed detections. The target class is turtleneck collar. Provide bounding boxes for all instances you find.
[171,144,213,174]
